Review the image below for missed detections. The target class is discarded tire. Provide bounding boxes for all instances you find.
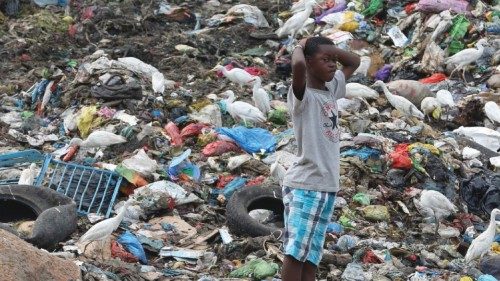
[0,185,77,249]
[226,185,283,237]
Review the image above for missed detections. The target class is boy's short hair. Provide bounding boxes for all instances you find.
[304,36,335,58]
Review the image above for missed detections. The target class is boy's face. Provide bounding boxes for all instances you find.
[306,44,338,82]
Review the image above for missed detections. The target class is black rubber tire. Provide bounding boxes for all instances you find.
[226,185,284,237]
[0,184,77,249]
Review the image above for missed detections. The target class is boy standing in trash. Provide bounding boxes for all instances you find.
[282,36,360,281]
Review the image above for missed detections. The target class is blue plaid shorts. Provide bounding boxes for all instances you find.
[282,186,336,266]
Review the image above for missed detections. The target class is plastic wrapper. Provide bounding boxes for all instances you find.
[216,126,276,154]
[164,121,183,147]
[362,205,390,221]
[122,149,159,177]
[117,231,147,264]
[115,164,149,187]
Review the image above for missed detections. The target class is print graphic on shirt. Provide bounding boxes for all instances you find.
[321,99,340,143]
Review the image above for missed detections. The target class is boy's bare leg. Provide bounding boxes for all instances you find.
[302,261,317,281]
[282,255,303,281]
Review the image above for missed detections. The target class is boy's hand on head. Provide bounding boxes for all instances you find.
[298,38,308,48]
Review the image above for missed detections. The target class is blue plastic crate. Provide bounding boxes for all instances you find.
[0,149,122,218]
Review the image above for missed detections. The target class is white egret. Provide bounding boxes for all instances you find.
[346,83,380,100]
[79,200,133,254]
[436,89,455,118]
[251,77,271,115]
[222,90,266,125]
[445,38,488,81]
[211,65,256,88]
[418,189,458,235]
[373,80,425,120]
[69,131,127,148]
[276,0,317,39]
[18,163,37,185]
[420,97,442,121]
[465,208,500,264]
[484,101,500,124]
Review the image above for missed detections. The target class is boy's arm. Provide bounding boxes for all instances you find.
[291,38,308,101]
[334,48,360,80]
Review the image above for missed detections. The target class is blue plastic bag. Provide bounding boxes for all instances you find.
[326,222,343,234]
[117,231,148,264]
[168,149,201,182]
[216,126,276,154]
[341,147,381,161]
[222,177,247,198]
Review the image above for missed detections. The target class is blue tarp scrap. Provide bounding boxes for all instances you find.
[341,147,382,161]
[117,231,148,264]
[216,126,276,154]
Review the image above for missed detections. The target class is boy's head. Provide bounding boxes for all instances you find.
[303,36,338,82]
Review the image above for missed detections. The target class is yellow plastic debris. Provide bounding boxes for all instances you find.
[340,21,360,32]
[77,106,103,138]
[460,277,473,281]
[408,142,440,155]
[491,242,500,254]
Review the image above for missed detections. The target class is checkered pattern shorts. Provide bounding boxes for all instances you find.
[282,186,336,266]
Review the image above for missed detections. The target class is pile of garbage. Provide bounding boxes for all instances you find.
[0,0,499,280]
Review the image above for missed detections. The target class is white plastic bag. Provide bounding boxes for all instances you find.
[122,149,159,177]
[453,126,500,152]
[227,4,269,28]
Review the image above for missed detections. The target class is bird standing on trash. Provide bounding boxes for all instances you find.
[79,200,133,256]
[346,83,379,100]
[18,163,37,185]
[420,97,442,121]
[484,101,500,124]
[251,77,271,115]
[418,189,458,236]
[465,208,500,264]
[69,131,127,148]
[275,0,317,39]
[445,38,488,82]
[435,90,455,116]
[211,65,256,88]
[222,90,266,126]
[372,80,425,120]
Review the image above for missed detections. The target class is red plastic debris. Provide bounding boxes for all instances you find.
[246,176,266,187]
[82,6,95,20]
[404,3,417,14]
[111,241,138,263]
[388,143,412,170]
[62,145,79,162]
[180,123,209,139]
[164,122,183,147]
[216,175,236,189]
[362,250,383,264]
[419,73,447,84]
[202,140,240,157]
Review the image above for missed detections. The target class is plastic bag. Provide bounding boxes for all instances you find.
[77,106,102,138]
[222,177,247,198]
[216,126,276,154]
[168,149,201,182]
[115,164,149,187]
[326,222,344,234]
[362,0,383,17]
[180,123,209,139]
[375,65,392,82]
[111,240,138,263]
[189,104,223,127]
[117,231,147,264]
[420,42,445,74]
[453,127,500,152]
[132,180,202,209]
[337,235,359,252]
[341,147,381,161]
[229,258,279,280]
[122,149,159,177]
[419,73,447,84]
[353,193,371,205]
[202,140,241,156]
[417,0,469,14]
[227,154,252,170]
[227,4,269,28]
[165,121,183,147]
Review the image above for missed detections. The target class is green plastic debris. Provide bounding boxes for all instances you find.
[448,40,465,55]
[67,60,78,68]
[339,215,355,228]
[450,15,470,40]
[21,111,35,120]
[268,108,287,125]
[353,193,371,205]
[229,258,279,280]
[361,205,390,221]
[362,0,383,17]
